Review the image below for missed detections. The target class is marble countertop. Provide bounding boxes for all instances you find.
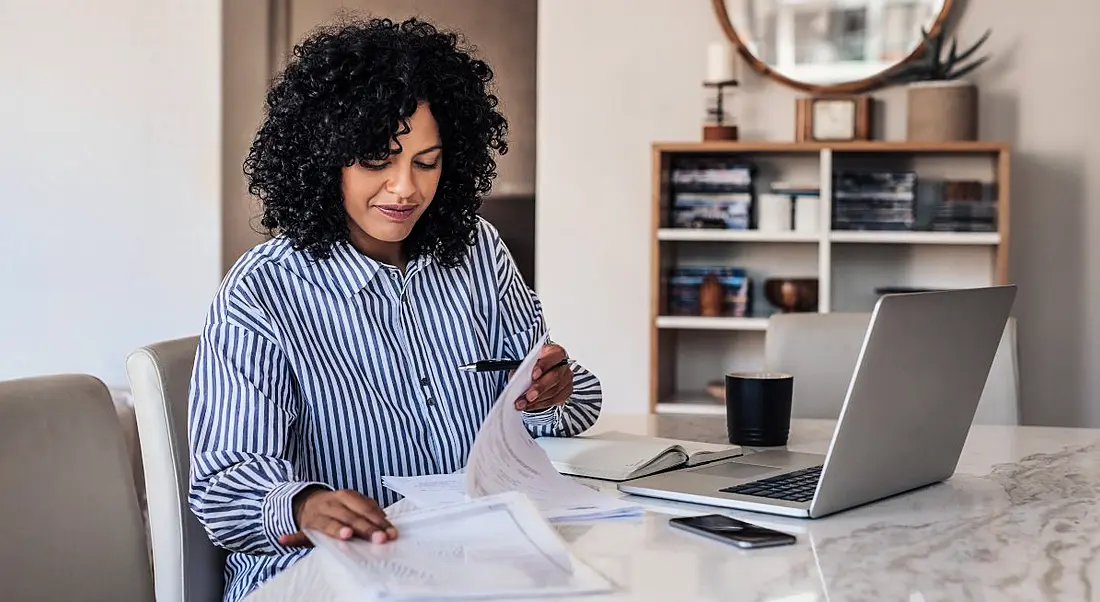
[246,415,1100,602]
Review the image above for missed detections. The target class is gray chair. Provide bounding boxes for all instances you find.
[127,336,226,602]
[764,312,1019,425]
[764,312,872,420]
[0,374,154,602]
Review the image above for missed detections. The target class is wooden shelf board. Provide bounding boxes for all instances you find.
[830,231,1000,245]
[653,140,1008,154]
[657,229,820,243]
[655,316,769,331]
[656,392,726,416]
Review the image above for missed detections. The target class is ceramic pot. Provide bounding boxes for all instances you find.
[906,80,978,142]
[764,278,819,313]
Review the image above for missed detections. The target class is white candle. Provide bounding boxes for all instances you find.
[757,194,792,232]
[794,196,820,234]
[706,41,735,83]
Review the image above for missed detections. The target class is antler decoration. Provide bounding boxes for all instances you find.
[884,27,992,86]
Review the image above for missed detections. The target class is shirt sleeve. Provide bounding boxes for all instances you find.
[187,290,330,556]
[491,225,603,438]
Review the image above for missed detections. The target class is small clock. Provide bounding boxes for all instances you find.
[795,95,872,142]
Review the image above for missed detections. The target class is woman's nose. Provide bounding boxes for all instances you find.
[387,163,415,199]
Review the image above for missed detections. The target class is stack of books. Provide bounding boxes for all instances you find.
[916,179,998,232]
[832,171,917,231]
[669,157,755,230]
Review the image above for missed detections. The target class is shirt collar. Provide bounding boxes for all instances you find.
[281,240,433,299]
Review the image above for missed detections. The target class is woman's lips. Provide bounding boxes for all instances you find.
[375,205,417,222]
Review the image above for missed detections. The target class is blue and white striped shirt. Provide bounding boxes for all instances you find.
[187,218,602,602]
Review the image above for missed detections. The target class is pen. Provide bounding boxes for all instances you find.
[458,358,570,373]
[458,358,522,373]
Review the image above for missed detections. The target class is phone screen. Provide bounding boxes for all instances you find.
[669,514,796,549]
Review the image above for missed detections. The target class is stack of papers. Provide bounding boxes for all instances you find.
[382,331,642,523]
[307,491,616,601]
[382,471,639,523]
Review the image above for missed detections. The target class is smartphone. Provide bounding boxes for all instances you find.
[668,514,797,549]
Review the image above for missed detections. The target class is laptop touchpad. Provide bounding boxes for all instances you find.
[693,462,778,480]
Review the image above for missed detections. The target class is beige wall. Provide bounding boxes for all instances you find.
[537,0,1100,425]
[1,0,221,387]
[222,1,274,273]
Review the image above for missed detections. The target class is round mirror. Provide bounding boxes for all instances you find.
[714,0,952,93]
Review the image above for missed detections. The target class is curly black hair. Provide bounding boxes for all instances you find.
[243,16,508,266]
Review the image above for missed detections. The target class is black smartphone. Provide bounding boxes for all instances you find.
[668,514,797,549]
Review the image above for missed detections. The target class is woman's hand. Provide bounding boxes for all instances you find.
[515,343,573,412]
[277,487,398,548]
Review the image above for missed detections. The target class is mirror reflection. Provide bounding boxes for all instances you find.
[723,0,947,85]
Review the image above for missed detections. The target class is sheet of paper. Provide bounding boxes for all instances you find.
[462,331,641,521]
[382,473,468,508]
[307,492,615,601]
[384,331,641,522]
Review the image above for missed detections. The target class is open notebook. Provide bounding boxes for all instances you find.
[534,431,743,482]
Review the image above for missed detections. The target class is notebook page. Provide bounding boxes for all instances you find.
[535,436,682,480]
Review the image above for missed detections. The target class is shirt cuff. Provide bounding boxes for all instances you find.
[522,405,561,428]
[261,481,332,549]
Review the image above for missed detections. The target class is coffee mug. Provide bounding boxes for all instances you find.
[725,371,794,447]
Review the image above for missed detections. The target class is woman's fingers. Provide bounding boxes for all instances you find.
[527,375,572,411]
[337,490,398,538]
[277,531,312,548]
[312,514,354,541]
[290,488,398,545]
[531,345,567,380]
[323,498,392,542]
[518,366,572,411]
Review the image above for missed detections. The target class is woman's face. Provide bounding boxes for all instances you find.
[341,102,443,256]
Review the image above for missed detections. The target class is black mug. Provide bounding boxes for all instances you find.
[725,371,794,447]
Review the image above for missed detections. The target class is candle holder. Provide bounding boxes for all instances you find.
[703,78,739,141]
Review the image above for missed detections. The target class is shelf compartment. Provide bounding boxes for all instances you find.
[655,316,769,331]
[657,229,820,243]
[830,231,1000,245]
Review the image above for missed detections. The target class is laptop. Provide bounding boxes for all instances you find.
[620,285,1017,519]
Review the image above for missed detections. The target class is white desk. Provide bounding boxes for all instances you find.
[243,414,1100,601]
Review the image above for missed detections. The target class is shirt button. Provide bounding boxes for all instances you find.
[420,376,430,386]
[426,398,435,407]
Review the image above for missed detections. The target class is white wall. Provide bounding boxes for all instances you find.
[0,1,222,388]
[537,0,1100,426]
[536,0,724,414]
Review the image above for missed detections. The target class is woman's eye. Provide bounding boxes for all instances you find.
[362,161,388,171]
[415,161,440,170]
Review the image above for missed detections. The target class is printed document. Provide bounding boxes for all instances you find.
[383,331,641,522]
[307,491,615,601]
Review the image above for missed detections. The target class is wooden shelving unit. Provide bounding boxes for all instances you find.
[650,140,1011,415]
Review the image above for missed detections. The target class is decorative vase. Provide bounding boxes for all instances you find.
[699,274,723,317]
[906,80,978,142]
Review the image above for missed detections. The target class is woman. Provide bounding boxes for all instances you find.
[187,17,602,602]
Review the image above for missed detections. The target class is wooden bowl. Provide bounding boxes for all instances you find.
[764,278,819,313]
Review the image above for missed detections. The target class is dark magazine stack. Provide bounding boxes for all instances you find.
[668,157,755,230]
[832,171,917,231]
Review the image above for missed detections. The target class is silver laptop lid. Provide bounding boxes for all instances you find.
[809,285,1017,518]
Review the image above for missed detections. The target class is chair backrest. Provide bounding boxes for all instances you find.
[764,312,872,420]
[0,374,154,602]
[764,312,1019,424]
[127,336,226,602]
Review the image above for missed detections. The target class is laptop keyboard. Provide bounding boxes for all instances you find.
[719,465,823,503]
